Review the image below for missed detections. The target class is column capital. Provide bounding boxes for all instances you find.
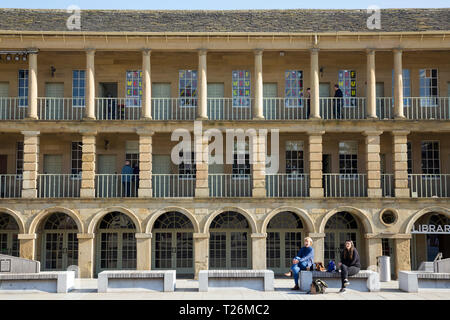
[391,130,410,137]
[26,48,39,54]
[308,130,325,136]
[309,48,320,54]
[198,49,208,56]
[141,48,151,56]
[366,48,376,55]
[363,130,383,137]
[136,128,155,136]
[393,48,403,54]
[21,130,40,137]
[18,233,37,240]
[193,232,209,239]
[86,48,96,55]
[251,233,267,239]
[254,48,264,56]
[77,233,95,239]
[308,232,325,238]
[135,233,152,239]
[79,129,97,136]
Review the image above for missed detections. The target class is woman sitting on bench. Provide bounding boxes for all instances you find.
[338,240,360,293]
[284,237,314,290]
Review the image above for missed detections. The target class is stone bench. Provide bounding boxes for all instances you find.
[98,270,176,293]
[399,271,450,293]
[199,270,274,292]
[300,270,380,292]
[0,271,75,293]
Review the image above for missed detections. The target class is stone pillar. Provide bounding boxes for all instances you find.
[253,49,264,120]
[252,133,266,198]
[393,49,405,119]
[136,233,152,270]
[27,52,38,119]
[310,49,320,119]
[80,132,97,198]
[308,131,324,197]
[18,233,36,260]
[21,131,39,198]
[364,130,382,198]
[366,49,377,119]
[137,130,154,198]
[85,49,96,119]
[365,236,382,269]
[77,233,94,278]
[251,233,267,270]
[142,49,152,120]
[394,237,411,277]
[308,233,325,264]
[194,233,209,279]
[197,49,208,120]
[194,130,209,198]
[392,130,410,198]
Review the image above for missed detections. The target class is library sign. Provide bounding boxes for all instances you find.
[411,224,450,234]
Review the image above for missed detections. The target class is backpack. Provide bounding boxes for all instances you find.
[309,279,328,294]
[315,262,326,271]
[327,260,336,272]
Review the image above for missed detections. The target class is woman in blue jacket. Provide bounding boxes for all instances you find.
[284,237,314,290]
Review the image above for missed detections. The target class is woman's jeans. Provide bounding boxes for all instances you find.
[291,261,309,286]
[340,264,360,287]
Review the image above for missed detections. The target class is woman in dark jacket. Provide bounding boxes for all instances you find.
[338,240,360,293]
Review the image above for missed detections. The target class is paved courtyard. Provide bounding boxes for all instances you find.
[0,278,449,300]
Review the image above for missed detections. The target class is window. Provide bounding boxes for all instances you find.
[178,151,196,178]
[71,142,82,177]
[72,70,85,107]
[391,69,410,106]
[16,142,23,176]
[125,154,139,170]
[419,69,438,107]
[284,70,303,107]
[407,142,412,174]
[125,70,142,107]
[233,140,250,177]
[421,141,440,174]
[18,70,28,107]
[232,70,251,107]
[339,141,358,175]
[179,70,197,107]
[285,141,304,176]
[338,70,357,107]
[125,141,139,169]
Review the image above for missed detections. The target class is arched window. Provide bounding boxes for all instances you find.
[210,211,249,229]
[0,213,19,257]
[99,212,136,230]
[44,212,78,230]
[325,211,358,230]
[154,212,193,229]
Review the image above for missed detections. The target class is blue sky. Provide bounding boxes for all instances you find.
[1,0,449,10]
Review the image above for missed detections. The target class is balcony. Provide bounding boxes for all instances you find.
[376,97,449,120]
[263,98,309,120]
[266,174,310,197]
[409,174,450,198]
[37,174,81,198]
[0,98,27,120]
[152,98,197,120]
[323,174,367,197]
[152,174,195,197]
[95,98,142,120]
[38,98,85,120]
[0,174,22,198]
[320,97,366,120]
[95,174,139,198]
[376,97,394,119]
[381,174,394,197]
[207,98,252,120]
[209,174,252,197]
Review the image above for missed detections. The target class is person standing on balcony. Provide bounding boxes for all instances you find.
[333,84,343,119]
[338,240,361,293]
[121,160,133,197]
[284,237,315,290]
[305,88,311,119]
[133,163,140,193]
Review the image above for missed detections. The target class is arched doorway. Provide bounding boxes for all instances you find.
[95,211,137,274]
[152,211,194,275]
[411,212,450,270]
[39,212,78,270]
[209,211,251,269]
[324,211,363,266]
[266,211,304,274]
[0,212,20,257]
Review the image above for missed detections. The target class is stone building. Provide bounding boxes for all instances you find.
[0,8,449,279]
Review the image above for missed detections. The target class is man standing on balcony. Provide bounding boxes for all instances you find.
[121,160,133,197]
[333,84,343,119]
[305,88,311,119]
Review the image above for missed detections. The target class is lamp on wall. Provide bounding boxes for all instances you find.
[319,66,324,78]
[104,140,110,150]
[51,66,56,77]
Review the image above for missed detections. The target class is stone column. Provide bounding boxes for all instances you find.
[310,49,320,119]
[18,233,36,260]
[194,130,209,198]
[77,233,95,278]
[392,130,410,198]
[366,49,377,119]
[364,130,382,198]
[252,133,266,198]
[308,131,324,197]
[365,235,382,269]
[251,233,267,270]
[308,233,325,264]
[21,131,39,198]
[27,52,38,119]
[253,49,264,120]
[394,237,411,277]
[136,233,152,270]
[85,49,96,119]
[197,49,208,120]
[137,130,154,198]
[80,131,97,198]
[194,233,209,279]
[393,49,405,119]
[142,49,152,119]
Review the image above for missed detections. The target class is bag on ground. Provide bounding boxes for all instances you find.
[309,279,328,294]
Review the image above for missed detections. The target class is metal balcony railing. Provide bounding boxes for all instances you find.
[376,97,394,119]
[263,98,309,120]
[209,174,252,197]
[0,174,22,198]
[95,174,139,198]
[152,174,195,197]
[381,173,394,197]
[95,98,141,120]
[37,97,85,120]
[0,97,27,120]
[323,173,367,197]
[320,97,366,120]
[409,174,450,198]
[152,98,197,120]
[37,174,81,198]
[266,173,310,197]
[207,98,253,120]
[403,97,449,120]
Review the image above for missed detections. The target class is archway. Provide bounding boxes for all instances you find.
[0,212,20,257]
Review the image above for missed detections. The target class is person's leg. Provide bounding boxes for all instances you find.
[291,264,301,288]
[340,264,349,288]
[298,261,309,271]
[347,266,360,277]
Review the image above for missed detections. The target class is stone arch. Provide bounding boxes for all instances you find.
[261,207,315,234]
[403,206,450,234]
[87,206,142,234]
[29,206,84,234]
[145,207,200,233]
[0,208,26,234]
[318,206,374,234]
[203,207,258,234]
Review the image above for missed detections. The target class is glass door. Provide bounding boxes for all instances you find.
[42,231,78,270]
